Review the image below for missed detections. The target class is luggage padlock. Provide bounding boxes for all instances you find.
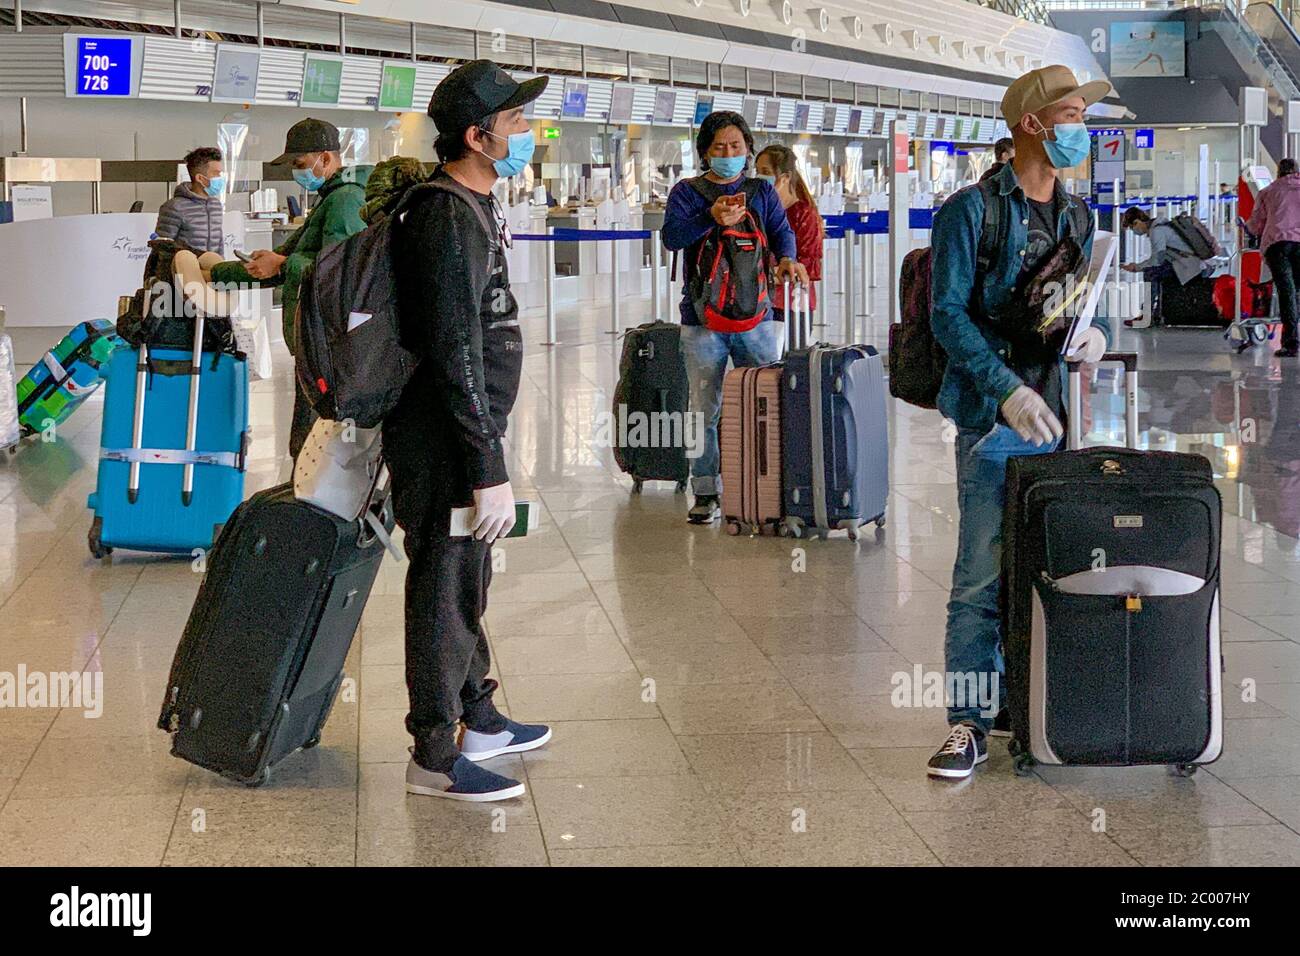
[1126,594,1143,613]
[637,341,656,360]
[1101,459,1125,476]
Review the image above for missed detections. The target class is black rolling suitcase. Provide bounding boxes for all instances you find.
[158,479,394,786]
[1159,274,1226,328]
[1003,353,1223,777]
[612,320,690,493]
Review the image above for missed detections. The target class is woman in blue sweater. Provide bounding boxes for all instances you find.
[663,111,806,523]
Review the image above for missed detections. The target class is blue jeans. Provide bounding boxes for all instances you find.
[946,423,1060,730]
[681,321,784,496]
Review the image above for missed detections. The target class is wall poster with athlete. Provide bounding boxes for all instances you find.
[1110,21,1185,77]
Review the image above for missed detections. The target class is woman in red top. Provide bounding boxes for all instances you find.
[755,144,824,324]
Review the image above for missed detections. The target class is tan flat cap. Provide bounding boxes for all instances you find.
[1002,65,1112,128]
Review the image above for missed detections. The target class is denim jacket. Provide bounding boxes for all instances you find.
[929,161,1110,432]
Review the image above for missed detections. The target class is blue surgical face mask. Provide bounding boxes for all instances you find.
[483,128,536,179]
[757,173,777,186]
[1036,117,1090,169]
[292,158,326,192]
[709,155,747,180]
[203,176,225,199]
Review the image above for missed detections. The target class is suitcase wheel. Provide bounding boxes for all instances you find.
[1168,763,1198,778]
[87,517,112,560]
[631,479,643,495]
[675,481,687,494]
[243,767,271,788]
[782,518,802,539]
[726,520,742,536]
[874,514,886,530]
[1012,752,1037,777]
[302,735,321,750]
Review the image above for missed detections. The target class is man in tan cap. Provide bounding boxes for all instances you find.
[925,66,1114,780]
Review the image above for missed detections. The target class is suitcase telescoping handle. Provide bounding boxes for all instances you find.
[1066,350,1138,452]
[782,279,812,352]
[180,312,206,506]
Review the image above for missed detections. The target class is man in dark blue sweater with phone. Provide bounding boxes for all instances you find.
[663,110,806,523]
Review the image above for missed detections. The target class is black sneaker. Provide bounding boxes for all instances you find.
[926,723,988,780]
[988,708,1011,738]
[687,495,720,524]
[1277,347,1299,358]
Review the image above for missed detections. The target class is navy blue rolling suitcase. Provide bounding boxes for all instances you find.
[780,344,889,540]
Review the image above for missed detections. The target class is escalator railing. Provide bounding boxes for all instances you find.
[1244,1,1300,93]
[1209,1,1300,103]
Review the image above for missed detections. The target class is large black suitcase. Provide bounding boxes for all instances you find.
[1159,273,1226,328]
[612,320,689,493]
[1002,354,1223,776]
[158,480,393,786]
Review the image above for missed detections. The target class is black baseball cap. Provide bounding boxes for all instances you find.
[428,59,548,133]
[270,118,341,165]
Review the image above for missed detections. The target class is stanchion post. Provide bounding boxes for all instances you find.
[867,229,877,290]
[542,226,558,346]
[607,237,620,335]
[838,229,849,297]
[843,228,856,344]
[859,221,870,316]
[651,230,662,322]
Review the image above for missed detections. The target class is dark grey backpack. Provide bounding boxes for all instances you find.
[294,177,494,428]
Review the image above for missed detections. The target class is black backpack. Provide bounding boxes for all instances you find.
[294,177,495,428]
[888,181,1089,408]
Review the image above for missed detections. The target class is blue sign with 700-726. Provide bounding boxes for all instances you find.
[76,36,133,96]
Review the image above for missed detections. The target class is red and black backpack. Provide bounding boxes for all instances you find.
[685,177,774,334]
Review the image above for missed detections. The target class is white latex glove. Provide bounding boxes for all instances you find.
[1001,385,1063,447]
[1066,326,1106,365]
[472,481,516,543]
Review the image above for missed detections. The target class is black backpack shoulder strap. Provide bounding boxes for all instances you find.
[687,175,720,203]
[973,178,1005,277]
[395,178,496,245]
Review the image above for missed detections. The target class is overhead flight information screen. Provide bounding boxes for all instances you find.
[66,35,139,98]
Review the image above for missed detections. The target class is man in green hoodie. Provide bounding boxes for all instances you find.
[211,117,372,458]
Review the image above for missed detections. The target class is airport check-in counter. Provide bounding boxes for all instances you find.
[547,205,598,278]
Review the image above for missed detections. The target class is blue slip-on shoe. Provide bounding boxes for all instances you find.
[461,719,553,762]
[405,752,526,802]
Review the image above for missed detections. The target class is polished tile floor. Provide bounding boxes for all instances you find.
[2,272,1299,867]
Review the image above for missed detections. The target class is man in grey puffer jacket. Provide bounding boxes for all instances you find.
[155,146,226,254]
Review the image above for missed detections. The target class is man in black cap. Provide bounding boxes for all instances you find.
[383,60,552,802]
[210,117,371,459]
